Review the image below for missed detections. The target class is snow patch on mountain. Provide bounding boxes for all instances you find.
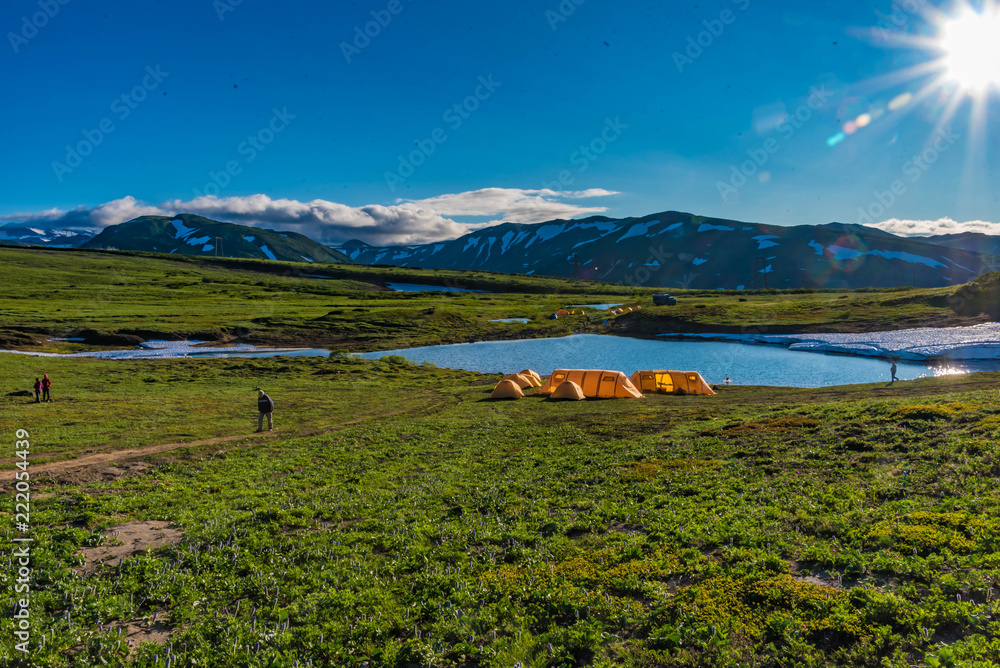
[867,249,947,268]
[260,245,277,261]
[827,245,864,261]
[170,219,197,240]
[752,234,780,250]
[616,222,653,243]
[698,223,735,232]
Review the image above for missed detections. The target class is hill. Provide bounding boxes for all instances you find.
[82,214,352,264]
[337,211,1000,290]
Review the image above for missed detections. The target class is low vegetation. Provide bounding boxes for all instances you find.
[2,353,1000,666]
[1,247,997,353]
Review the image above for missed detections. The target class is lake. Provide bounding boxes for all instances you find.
[356,334,986,387]
[7,333,996,387]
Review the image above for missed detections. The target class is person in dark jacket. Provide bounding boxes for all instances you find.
[41,374,52,402]
[33,377,41,403]
[257,389,274,432]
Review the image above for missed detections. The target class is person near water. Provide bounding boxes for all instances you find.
[257,389,274,432]
[890,360,898,383]
[33,377,41,403]
[41,374,52,402]
[725,376,732,385]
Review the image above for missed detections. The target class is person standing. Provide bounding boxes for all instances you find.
[257,389,274,432]
[725,376,732,385]
[890,360,898,383]
[33,377,41,403]
[41,374,52,402]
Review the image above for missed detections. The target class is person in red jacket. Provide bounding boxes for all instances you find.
[257,389,274,432]
[33,377,41,403]
[41,374,52,402]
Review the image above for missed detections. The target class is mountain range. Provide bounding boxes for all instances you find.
[2,210,997,289]
[0,222,95,248]
[336,211,999,290]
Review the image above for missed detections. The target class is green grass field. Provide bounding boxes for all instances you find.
[2,247,997,354]
[3,352,1000,667]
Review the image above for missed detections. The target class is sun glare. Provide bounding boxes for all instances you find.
[940,8,1000,92]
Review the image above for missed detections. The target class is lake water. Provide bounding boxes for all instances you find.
[357,334,989,387]
[7,331,997,387]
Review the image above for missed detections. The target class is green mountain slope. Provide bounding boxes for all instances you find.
[82,214,352,264]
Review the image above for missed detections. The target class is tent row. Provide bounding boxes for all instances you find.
[490,369,716,400]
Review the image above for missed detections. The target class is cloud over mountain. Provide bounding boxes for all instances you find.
[863,217,1000,237]
[0,189,619,245]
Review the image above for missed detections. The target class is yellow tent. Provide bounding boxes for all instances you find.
[518,369,543,386]
[550,380,586,401]
[502,373,536,389]
[491,379,524,399]
[628,370,716,396]
[539,370,644,399]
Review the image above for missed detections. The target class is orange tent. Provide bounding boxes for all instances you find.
[539,370,643,399]
[628,370,716,396]
[491,379,524,399]
[518,369,543,386]
[502,373,539,389]
[550,380,586,401]
[555,309,570,316]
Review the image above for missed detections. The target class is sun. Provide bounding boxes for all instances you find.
[939,8,1000,92]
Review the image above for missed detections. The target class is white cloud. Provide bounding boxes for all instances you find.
[865,217,1000,237]
[0,188,619,245]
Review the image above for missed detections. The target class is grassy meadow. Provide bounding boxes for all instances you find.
[3,247,1000,666]
[2,353,1000,667]
[1,247,996,354]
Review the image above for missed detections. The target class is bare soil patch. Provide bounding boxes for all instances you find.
[78,520,184,574]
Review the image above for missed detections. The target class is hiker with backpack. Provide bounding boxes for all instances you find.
[257,389,274,432]
[41,374,52,402]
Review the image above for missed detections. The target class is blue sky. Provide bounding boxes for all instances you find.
[2,0,997,243]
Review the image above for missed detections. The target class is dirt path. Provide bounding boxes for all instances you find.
[0,402,445,485]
